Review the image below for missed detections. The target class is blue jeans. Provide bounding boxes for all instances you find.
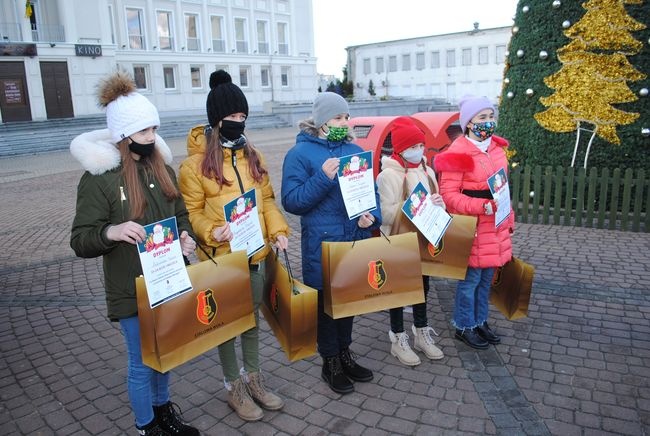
[452,267,495,330]
[119,316,170,428]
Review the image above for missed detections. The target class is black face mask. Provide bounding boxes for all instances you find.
[220,119,246,141]
[128,138,155,157]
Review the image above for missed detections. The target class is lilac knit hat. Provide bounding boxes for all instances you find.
[458,95,496,133]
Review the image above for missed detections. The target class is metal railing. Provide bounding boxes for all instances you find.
[0,22,22,41]
[186,37,199,51]
[31,24,65,42]
[212,39,225,52]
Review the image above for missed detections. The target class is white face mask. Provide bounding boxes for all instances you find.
[401,148,424,164]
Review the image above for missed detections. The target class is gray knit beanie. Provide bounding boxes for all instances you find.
[312,92,349,128]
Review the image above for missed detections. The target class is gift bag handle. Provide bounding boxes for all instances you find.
[197,244,219,267]
[275,248,300,295]
[351,227,391,248]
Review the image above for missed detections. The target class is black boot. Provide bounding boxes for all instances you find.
[136,418,168,436]
[339,348,373,382]
[153,401,200,436]
[321,356,354,394]
[476,322,501,344]
[454,328,489,349]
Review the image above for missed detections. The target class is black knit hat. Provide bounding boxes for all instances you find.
[206,70,249,127]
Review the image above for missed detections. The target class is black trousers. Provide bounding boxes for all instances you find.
[389,276,430,333]
[317,289,354,358]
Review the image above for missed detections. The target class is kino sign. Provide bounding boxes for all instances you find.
[75,44,102,57]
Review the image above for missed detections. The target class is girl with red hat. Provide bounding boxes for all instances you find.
[376,116,446,366]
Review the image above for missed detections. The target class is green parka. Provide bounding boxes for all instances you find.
[70,129,192,320]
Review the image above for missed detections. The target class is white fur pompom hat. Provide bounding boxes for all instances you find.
[98,70,160,143]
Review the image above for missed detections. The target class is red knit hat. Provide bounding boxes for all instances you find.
[390,116,425,154]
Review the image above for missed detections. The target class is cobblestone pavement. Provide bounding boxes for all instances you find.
[1,127,649,435]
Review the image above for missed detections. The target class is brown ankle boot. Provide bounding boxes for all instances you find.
[227,378,263,421]
[247,371,284,410]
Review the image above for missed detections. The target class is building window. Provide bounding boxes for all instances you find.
[446,49,456,68]
[185,14,200,51]
[126,8,145,49]
[234,18,248,53]
[462,48,472,66]
[239,67,250,88]
[163,66,176,89]
[388,55,397,72]
[363,58,371,75]
[402,54,411,71]
[133,65,149,90]
[108,5,116,44]
[260,66,270,87]
[190,65,202,88]
[478,46,488,65]
[281,66,290,87]
[416,52,425,70]
[376,57,384,74]
[256,20,269,54]
[431,51,440,68]
[277,22,288,55]
[156,11,174,50]
[496,45,506,64]
[210,16,225,53]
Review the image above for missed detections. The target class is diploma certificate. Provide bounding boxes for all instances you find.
[401,182,452,247]
[488,167,511,227]
[337,151,377,220]
[137,217,193,308]
[224,188,265,257]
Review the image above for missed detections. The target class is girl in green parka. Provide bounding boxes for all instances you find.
[70,71,200,436]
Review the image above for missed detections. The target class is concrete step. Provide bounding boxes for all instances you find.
[0,112,290,156]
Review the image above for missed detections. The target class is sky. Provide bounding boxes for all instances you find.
[312,0,520,77]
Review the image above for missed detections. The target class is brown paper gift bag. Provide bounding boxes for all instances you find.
[322,232,424,319]
[490,256,534,320]
[392,212,477,280]
[261,250,317,362]
[136,250,255,372]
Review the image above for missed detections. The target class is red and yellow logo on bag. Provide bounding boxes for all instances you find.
[196,289,218,325]
[367,260,387,290]
[270,284,279,313]
[427,239,444,258]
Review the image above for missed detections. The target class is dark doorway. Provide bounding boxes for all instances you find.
[40,61,73,119]
[0,62,32,122]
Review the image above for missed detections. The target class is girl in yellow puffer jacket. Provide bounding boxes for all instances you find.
[178,70,289,422]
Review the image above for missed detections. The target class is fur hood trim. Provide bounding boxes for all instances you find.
[434,152,475,173]
[70,128,173,175]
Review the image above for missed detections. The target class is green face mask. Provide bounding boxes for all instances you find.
[326,125,348,142]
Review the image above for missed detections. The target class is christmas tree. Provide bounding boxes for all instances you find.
[497,0,649,170]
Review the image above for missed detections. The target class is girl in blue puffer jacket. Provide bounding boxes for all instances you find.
[281,92,381,395]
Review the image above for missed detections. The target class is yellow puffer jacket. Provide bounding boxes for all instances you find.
[178,125,289,264]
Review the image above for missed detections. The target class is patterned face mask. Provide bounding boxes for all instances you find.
[326,125,348,142]
[469,121,496,140]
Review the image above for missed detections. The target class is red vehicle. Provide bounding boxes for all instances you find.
[348,112,462,178]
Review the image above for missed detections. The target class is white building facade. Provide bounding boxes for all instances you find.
[0,0,317,123]
[346,24,511,104]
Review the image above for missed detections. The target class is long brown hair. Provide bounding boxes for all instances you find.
[118,139,180,219]
[199,127,267,187]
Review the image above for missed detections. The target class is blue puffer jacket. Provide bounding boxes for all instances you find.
[281,122,382,290]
